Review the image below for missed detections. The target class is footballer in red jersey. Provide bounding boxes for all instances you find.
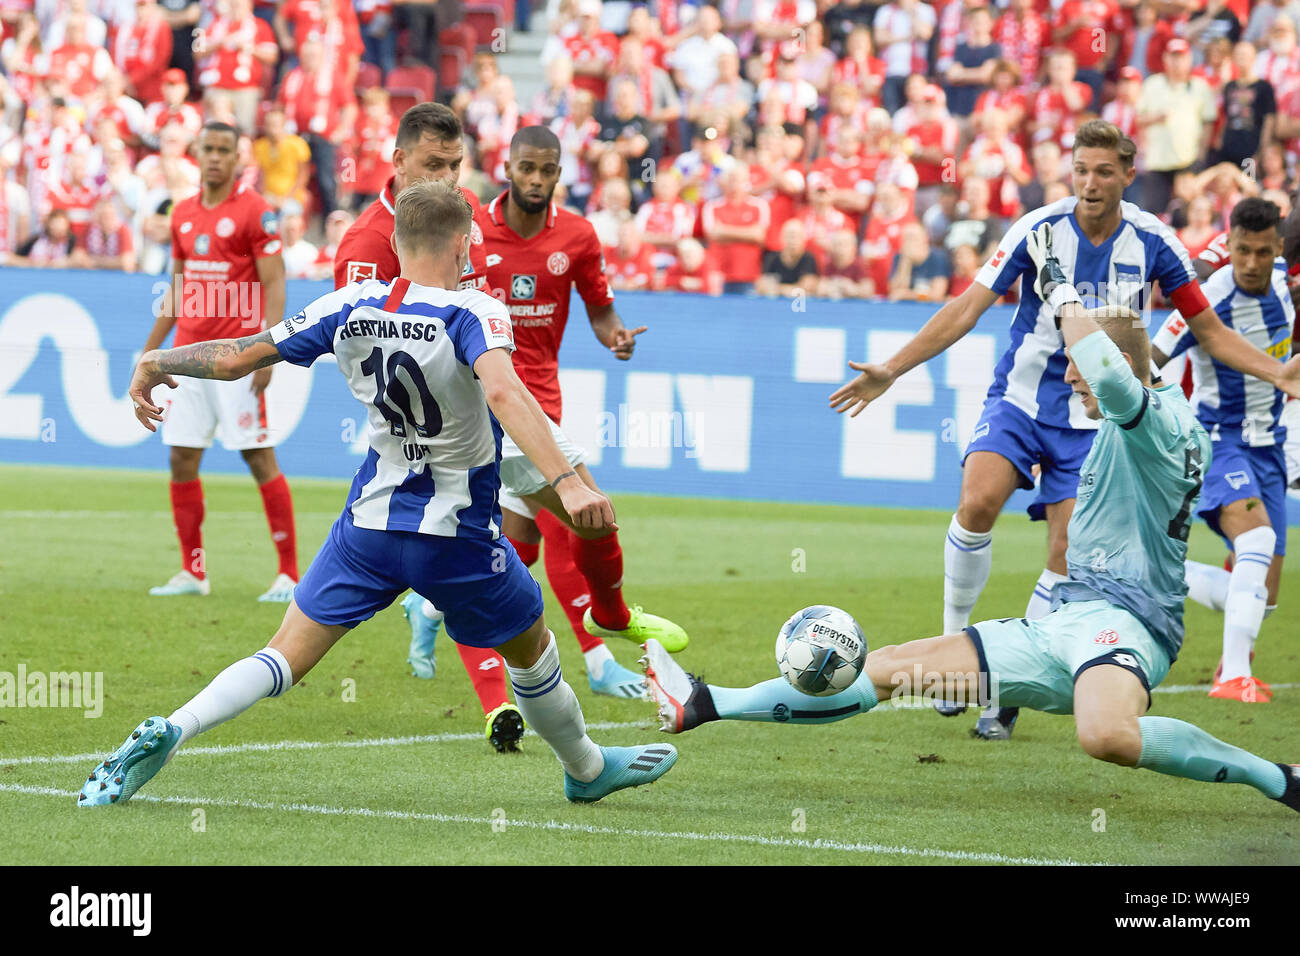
[402,126,691,731]
[138,122,299,603]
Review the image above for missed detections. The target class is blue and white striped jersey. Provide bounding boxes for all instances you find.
[1152,261,1295,448]
[975,197,1206,431]
[270,276,516,538]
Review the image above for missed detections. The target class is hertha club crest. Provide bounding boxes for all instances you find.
[547,251,569,276]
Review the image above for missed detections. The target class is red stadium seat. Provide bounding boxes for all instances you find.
[356,61,383,92]
[439,22,477,57]
[463,4,504,50]
[438,47,467,93]
[385,64,436,103]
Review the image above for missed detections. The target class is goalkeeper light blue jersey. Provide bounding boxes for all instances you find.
[1054,330,1213,662]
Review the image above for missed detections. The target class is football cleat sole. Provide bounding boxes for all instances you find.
[486,703,525,753]
[78,716,180,807]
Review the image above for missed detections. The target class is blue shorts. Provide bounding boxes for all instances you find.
[293,511,545,647]
[1198,442,1288,555]
[963,399,1097,521]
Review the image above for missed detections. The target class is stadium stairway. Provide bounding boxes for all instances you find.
[493,15,548,107]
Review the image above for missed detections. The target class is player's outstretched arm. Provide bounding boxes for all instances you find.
[1186,306,1300,399]
[829,281,999,416]
[130,331,283,432]
[474,348,617,531]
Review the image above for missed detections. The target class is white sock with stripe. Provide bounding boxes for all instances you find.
[168,647,294,749]
[1025,569,1068,620]
[507,632,603,782]
[1221,527,1275,682]
[1185,559,1230,612]
[943,515,992,634]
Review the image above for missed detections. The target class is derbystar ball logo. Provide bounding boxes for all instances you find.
[547,251,569,276]
[346,261,377,283]
[512,274,537,299]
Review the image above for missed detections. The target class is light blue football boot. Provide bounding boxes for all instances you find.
[588,658,651,700]
[402,593,442,679]
[563,744,678,803]
[78,716,181,807]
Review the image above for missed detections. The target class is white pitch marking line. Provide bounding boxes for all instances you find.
[0,510,340,520]
[0,782,1090,866]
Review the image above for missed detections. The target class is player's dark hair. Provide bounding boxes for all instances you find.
[200,121,240,142]
[395,103,462,150]
[510,125,562,158]
[393,178,472,258]
[1230,197,1282,236]
[1072,119,1136,170]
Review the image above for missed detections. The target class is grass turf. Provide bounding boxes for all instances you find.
[0,464,1296,865]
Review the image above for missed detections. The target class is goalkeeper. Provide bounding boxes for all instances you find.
[643,224,1300,813]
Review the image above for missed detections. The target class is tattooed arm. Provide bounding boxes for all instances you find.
[129,331,283,432]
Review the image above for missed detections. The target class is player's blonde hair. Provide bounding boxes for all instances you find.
[1085,305,1151,382]
[393,178,472,258]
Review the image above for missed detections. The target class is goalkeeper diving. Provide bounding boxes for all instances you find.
[643,223,1300,814]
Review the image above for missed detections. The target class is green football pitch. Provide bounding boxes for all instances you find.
[1,464,1296,865]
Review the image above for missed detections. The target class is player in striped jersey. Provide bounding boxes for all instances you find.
[78,179,677,807]
[829,119,1300,740]
[1152,199,1295,703]
[643,237,1300,815]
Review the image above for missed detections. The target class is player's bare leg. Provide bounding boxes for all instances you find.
[241,446,299,602]
[1074,664,1298,810]
[523,463,689,655]
[643,632,983,733]
[937,451,1019,719]
[1197,497,1281,701]
[78,600,346,806]
[151,446,209,596]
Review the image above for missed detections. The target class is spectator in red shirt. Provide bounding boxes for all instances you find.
[275,0,363,85]
[833,25,885,105]
[71,196,136,271]
[350,88,396,210]
[46,150,101,242]
[818,82,869,158]
[1051,0,1118,109]
[701,165,770,294]
[144,69,203,149]
[194,0,278,136]
[974,58,1028,140]
[278,36,356,216]
[1178,195,1220,260]
[308,207,352,279]
[859,180,915,296]
[811,125,874,234]
[565,0,618,100]
[906,84,958,217]
[634,168,696,254]
[655,236,723,295]
[115,0,173,105]
[1102,65,1143,141]
[604,218,656,290]
[1029,49,1091,151]
[960,107,1031,220]
[49,15,112,102]
[800,172,853,267]
[818,228,872,299]
[993,0,1047,94]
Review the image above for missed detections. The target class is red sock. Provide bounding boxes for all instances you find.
[258,474,299,580]
[508,535,539,567]
[456,643,509,715]
[536,510,602,651]
[571,530,631,630]
[170,479,206,579]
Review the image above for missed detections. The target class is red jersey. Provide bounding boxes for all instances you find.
[46,176,101,241]
[810,153,874,233]
[197,15,277,90]
[564,32,619,99]
[800,205,852,267]
[279,65,356,139]
[700,195,770,283]
[170,184,283,345]
[860,210,916,294]
[603,243,655,289]
[832,55,884,99]
[333,177,488,291]
[906,119,957,187]
[145,102,204,141]
[280,0,363,73]
[1197,231,1231,273]
[352,113,397,196]
[1052,0,1117,71]
[633,197,696,245]
[660,254,723,295]
[48,43,110,99]
[475,192,615,422]
[1031,82,1092,149]
[114,15,173,103]
[993,9,1046,92]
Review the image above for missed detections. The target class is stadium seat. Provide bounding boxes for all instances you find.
[440,22,477,57]
[438,48,467,93]
[385,64,437,114]
[464,4,504,50]
[356,61,383,92]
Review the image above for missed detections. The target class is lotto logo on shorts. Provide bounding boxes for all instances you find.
[1094,628,1119,645]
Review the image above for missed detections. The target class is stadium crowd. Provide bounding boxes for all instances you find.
[0,0,1297,299]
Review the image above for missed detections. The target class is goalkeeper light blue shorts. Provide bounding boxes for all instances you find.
[963,599,1172,715]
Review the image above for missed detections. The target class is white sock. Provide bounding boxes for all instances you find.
[943,515,992,633]
[420,599,445,621]
[507,633,603,781]
[583,643,614,680]
[1025,569,1068,620]
[167,647,293,750]
[1221,527,1275,681]
[1185,559,1230,612]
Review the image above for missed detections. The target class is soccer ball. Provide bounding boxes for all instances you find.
[775,605,868,697]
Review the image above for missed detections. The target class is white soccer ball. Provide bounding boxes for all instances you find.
[775,605,868,697]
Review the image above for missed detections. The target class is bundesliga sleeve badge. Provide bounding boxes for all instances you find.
[346,261,377,283]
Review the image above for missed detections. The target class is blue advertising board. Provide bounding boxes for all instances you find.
[3,268,1296,523]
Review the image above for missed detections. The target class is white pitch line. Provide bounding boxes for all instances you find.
[0,782,1091,866]
[0,510,340,520]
